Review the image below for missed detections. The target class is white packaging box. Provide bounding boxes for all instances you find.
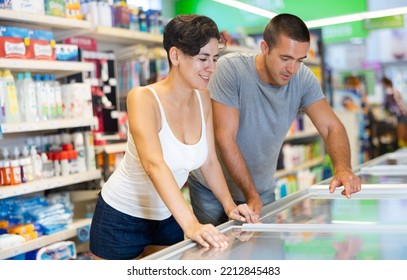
[61,83,93,120]
[11,0,45,14]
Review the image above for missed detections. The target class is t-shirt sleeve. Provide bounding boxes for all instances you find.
[208,54,240,109]
[299,65,325,110]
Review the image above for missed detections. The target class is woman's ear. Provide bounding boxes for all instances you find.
[169,47,180,66]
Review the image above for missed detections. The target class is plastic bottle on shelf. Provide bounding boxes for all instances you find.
[0,152,10,186]
[51,152,61,177]
[21,146,34,183]
[0,70,6,124]
[72,129,87,173]
[12,147,25,184]
[83,128,96,171]
[10,147,21,185]
[113,0,130,29]
[60,150,70,176]
[88,0,100,25]
[34,74,48,121]
[1,148,11,186]
[22,72,39,122]
[43,74,57,120]
[138,6,148,32]
[0,160,3,186]
[29,146,43,181]
[50,74,63,119]
[98,0,113,27]
[40,152,54,179]
[3,69,21,123]
[15,72,25,122]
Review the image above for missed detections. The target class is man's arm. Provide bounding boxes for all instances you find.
[304,99,361,198]
[212,100,263,215]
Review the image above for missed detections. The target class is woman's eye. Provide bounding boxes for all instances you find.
[199,58,207,62]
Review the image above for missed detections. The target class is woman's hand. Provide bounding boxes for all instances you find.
[226,203,260,224]
[184,222,229,248]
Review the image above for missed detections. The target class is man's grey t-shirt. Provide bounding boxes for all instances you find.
[191,52,325,202]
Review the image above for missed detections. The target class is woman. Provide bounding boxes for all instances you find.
[89,14,258,260]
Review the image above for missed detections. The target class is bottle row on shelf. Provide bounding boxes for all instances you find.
[1,0,166,35]
[0,128,96,187]
[0,69,93,125]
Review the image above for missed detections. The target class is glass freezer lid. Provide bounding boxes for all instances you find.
[359,172,407,184]
[144,185,407,260]
[260,189,407,226]
[144,226,407,260]
[363,149,407,167]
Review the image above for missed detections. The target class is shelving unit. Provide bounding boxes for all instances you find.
[1,117,98,133]
[274,156,324,179]
[0,219,91,260]
[0,170,101,200]
[94,142,126,155]
[0,9,165,260]
[0,59,94,79]
[284,129,319,141]
[0,9,92,29]
[90,26,162,46]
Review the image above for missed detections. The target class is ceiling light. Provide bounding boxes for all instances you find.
[213,0,407,28]
[213,0,277,18]
[306,6,407,28]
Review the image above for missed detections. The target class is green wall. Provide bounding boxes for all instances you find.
[171,0,369,41]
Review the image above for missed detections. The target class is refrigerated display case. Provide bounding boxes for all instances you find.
[144,149,407,260]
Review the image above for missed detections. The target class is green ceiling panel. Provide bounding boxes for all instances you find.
[172,0,377,42]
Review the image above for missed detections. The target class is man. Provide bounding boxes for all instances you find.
[188,13,361,226]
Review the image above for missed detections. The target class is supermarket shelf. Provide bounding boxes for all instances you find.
[0,10,92,29]
[221,45,257,54]
[274,156,324,179]
[304,56,322,65]
[95,142,127,154]
[90,26,163,45]
[0,59,94,78]
[0,218,91,260]
[0,169,102,199]
[1,117,98,133]
[284,129,319,141]
[0,10,163,47]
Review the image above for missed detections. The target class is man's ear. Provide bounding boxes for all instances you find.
[260,40,269,54]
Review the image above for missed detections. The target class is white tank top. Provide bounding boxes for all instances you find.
[101,87,208,220]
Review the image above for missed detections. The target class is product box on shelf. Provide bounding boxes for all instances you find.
[10,0,45,14]
[61,83,93,120]
[27,30,56,60]
[63,36,97,51]
[44,0,66,17]
[55,44,79,61]
[65,0,83,20]
[0,26,30,59]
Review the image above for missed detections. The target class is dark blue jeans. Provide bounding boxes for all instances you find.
[89,193,184,260]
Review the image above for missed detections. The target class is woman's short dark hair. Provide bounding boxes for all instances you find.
[163,14,222,66]
[263,13,310,50]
